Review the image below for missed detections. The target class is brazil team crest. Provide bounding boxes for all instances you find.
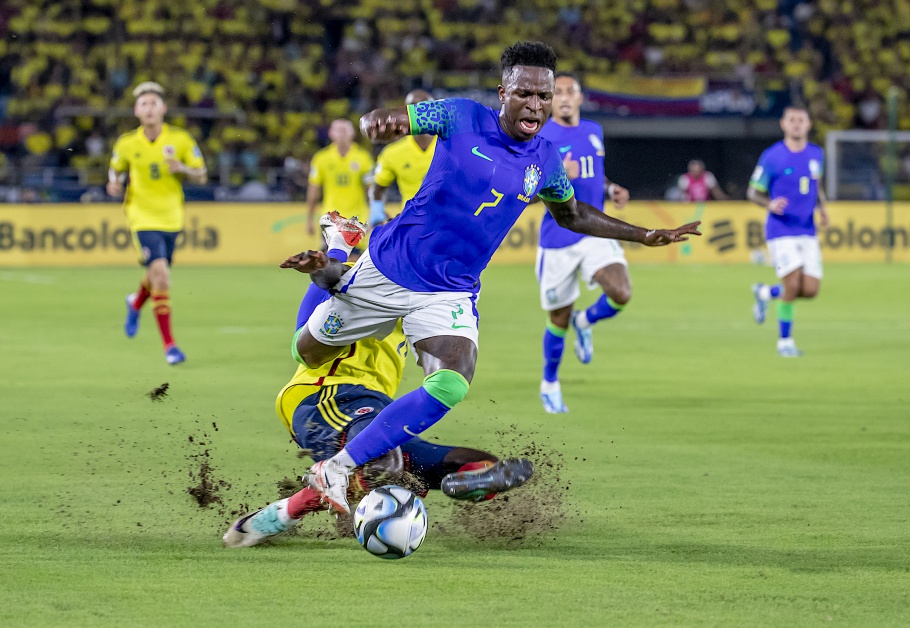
[321,312,344,336]
[519,164,542,202]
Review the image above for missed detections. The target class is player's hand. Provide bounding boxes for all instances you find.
[562,152,579,180]
[818,206,830,230]
[106,181,124,197]
[166,158,185,174]
[360,110,409,143]
[609,184,630,209]
[642,221,702,246]
[768,197,788,215]
[280,250,329,274]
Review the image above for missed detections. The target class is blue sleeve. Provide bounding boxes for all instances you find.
[749,150,774,193]
[406,98,475,139]
[538,147,575,203]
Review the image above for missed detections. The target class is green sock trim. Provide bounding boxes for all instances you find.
[607,297,625,311]
[776,300,794,321]
[546,321,568,337]
[423,369,470,409]
[291,327,306,365]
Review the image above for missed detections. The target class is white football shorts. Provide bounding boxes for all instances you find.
[536,236,628,311]
[767,235,823,279]
[306,249,480,348]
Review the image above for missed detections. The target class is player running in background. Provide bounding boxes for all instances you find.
[294,41,700,515]
[368,89,436,226]
[108,82,207,365]
[536,73,632,414]
[748,106,828,357]
[306,120,374,236]
[223,218,532,548]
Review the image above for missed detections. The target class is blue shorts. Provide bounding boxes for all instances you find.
[134,230,179,266]
[291,384,456,488]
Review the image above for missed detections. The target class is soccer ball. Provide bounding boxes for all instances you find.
[354,485,427,559]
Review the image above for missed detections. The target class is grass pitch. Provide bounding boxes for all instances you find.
[1,262,908,626]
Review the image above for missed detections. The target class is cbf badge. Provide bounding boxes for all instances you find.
[322,312,344,336]
[518,164,542,202]
[809,159,821,179]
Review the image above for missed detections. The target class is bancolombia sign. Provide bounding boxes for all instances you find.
[0,202,907,266]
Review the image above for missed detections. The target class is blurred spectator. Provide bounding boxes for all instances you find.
[675,160,729,202]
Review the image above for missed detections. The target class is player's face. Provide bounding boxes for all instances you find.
[553,76,582,122]
[498,66,554,142]
[134,94,166,126]
[329,120,355,147]
[688,161,704,176]
[781,109,811,141]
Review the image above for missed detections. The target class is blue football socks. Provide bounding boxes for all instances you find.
[542,322,566,383]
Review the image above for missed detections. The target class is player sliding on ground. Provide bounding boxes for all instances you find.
[748,106,828,357]
[224,216,532,547]
[296,41,700,515]
[108,82,207,365]
[536,72,633,413]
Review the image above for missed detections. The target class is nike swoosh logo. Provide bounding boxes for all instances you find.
[452,323,472,329]
[471,146,493,162]
[403,425,420,437]
[558,145,572,153]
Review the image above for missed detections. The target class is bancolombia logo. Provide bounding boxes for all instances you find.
[747,220,910,250]
[0,217,218,253]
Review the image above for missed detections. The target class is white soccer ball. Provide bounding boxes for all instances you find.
[354,485,428,559]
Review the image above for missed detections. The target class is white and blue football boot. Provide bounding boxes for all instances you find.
[124,294,141,337]
[777,338,803,358]
[571,311,594,364]
[540,380,569,414]
[752,283,769,324]
[223,499,297,548]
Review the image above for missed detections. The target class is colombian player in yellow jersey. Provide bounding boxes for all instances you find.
[107,82,207,365]
[368,90,437,226]
[223,215,533,548]
[305,119,374,236]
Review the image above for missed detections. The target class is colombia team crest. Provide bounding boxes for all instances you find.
[519,164,542,202]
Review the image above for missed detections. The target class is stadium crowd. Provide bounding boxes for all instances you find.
[1,0,909,185]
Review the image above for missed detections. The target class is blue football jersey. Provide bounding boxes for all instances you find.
[537,118,606,249]
[369,98,574,293]
[749,140,824,240]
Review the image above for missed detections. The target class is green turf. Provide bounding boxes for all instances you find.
[1,263,908,626]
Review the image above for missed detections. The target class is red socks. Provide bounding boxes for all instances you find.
[132,279,151,310]
[151,289,174,348]
[287,487,325,519]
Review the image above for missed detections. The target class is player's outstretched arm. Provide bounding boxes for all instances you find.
[280,250,350,290]
[360,107,410,144]
[543,197,701,247]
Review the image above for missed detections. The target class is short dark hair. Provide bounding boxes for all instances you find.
[501,41,557,79]
[783,104,810,116]
[555,71,582,89]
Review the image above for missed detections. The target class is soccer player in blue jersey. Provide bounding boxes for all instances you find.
[293,42,701,514]
[536,73,633,413]
[748,106,829,357]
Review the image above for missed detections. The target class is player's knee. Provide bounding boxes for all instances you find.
[549,307,571,329]
[801,285,820,299]
[609,285,632,306]
[422,369,470,409]
[292,327,337,368]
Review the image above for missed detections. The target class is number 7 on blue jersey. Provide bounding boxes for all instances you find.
[474,188,504,216]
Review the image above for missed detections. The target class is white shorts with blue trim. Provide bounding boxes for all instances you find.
[767,235,823,279]
[536,236,628,311]
[306,249,480,348]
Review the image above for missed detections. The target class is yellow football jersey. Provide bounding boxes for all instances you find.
[308,143,374,217]
[275,322,407,436]
[110,124,205,232]
[373,136,436,207]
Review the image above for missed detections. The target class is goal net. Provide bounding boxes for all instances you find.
[825,130,910,201]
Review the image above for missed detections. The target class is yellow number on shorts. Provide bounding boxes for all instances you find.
[799,176,809,194]
[474,188,504,216]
